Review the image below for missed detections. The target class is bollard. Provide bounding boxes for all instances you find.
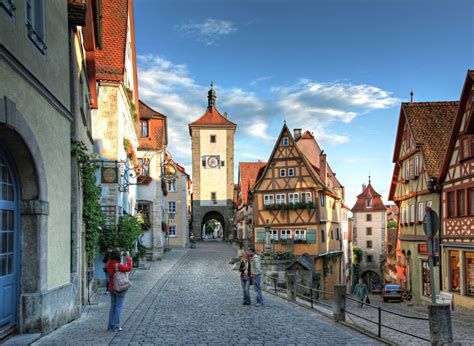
[428,304,453,345]
[287,273,296,302]
[333,284,346,322]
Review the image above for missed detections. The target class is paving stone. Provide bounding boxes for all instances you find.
[34,242,379,345]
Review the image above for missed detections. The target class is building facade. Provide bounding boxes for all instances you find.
[340,204,352,292]
[189,86,236,240]
[439,71,474,311]
[352,182,387,291]
[0,0,81,335]
[234,162,266,249]
[389,101,458,305]
[136,100,167,260]
[164,162,191,248]
[252,125,345,292]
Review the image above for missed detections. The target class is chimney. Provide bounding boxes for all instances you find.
[362,184,367,192]
[320,153,327,186]
[223,112,228,118]
[294,128,302,141]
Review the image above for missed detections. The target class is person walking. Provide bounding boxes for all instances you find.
[249,248,264,306]
[102,246,113,294]
[239,252,252,305]
[107,249,132,331]
[353,278,369,308]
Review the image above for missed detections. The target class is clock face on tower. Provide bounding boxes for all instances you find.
[206,155,220,168]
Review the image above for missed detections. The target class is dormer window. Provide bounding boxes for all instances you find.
[140,120,149,137]
[282,137,289,146]
[366,199,372,208]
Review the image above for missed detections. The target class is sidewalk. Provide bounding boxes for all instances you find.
[31,248,189,345]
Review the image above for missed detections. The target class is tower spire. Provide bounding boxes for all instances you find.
[208,82,216,108]
[368,172,371,184]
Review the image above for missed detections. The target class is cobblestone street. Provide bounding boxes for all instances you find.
[33,242,378,345]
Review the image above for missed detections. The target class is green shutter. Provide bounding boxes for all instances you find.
[256,230,265,243]
[307,229,317,243]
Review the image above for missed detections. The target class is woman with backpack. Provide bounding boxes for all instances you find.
[106,249,132,331]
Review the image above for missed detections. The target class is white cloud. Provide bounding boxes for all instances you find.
[250,76,273,86]
[137,54,399,178]
[175,19,237,45]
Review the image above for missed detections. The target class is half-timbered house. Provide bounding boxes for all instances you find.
[252,124,345,292]
[439,70,474,310]
[389,101,459,304]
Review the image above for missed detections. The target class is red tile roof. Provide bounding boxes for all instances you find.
[138,100,167,150]
[351,183,387,212]
[189,106,237,128]
[95,0,128,82]
[296,131,342,190]
[238,162,267,205]
[402,101,459,178]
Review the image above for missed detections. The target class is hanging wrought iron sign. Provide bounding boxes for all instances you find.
[101,166,119,184]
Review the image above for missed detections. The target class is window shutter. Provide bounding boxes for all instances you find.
[307,229,316,243]
[256,230,265,243]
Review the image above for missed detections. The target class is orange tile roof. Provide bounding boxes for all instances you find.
[351,183,387,212]
[238,162,267,205]
[189,106,237,127]
[138,100,167,150]
[402,101,459,178]
[95,0,129,82]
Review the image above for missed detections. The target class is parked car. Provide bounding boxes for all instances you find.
[382,284,403,302]
[371,283,383,294]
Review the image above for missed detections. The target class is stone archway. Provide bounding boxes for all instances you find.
[0,96,52,333]
[361,270,381,293]
[201,211,226,240]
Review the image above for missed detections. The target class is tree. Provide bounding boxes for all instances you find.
[205,219,221,235]
[388,219,398,229]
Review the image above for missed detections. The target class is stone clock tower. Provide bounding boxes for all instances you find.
[189,85,237,239]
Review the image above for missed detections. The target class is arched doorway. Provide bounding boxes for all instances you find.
[201,211,225,241]
[0,150,20,331]
[362,270,381,293]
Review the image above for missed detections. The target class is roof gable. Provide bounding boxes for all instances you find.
[351,183,387,212]
[238,162,267,205]
[440,70,474,182]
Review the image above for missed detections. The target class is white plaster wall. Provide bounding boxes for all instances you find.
[354,211,387,267]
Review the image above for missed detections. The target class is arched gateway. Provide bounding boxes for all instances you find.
[189,86,236,240]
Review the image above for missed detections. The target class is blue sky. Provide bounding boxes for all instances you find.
[134,0,473,207]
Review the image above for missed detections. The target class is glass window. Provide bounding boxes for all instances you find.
[466,252,474,296]
[294,229,306,240]
[279,168,286,177]
[210,135,216,143]
[418,202,424,222]
[211,192,216,201]
[366,240,372,248]
[138,158,149,177]
[166,179,176,192]
[421,260,432,297]
[449,251,460,292]
[269,230,278,241]
[140,120,149,137]
[168,201,176,214]
[26,0,46,54]
[301,192,312,203]
[410,204,415,223]
[321,230,326,242]
[168,225,176,237]
[367,255,373,263]
[137,203,151,229]
[280,229,291,240]
[366,227,372,236]
[319,192,325,207]
[405,160,410,180]
[263,195,274,205]
[288,193,300,204]
[366,214,372,221]
[275,194,286,204]
[336,228,340,240]
[366,199,372,208]
[457,190,465,216]
[288,168,295,176]
[282,137,289,146]
[447,192,455,217]
[414,155,419,176]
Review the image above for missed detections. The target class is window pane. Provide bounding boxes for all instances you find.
[447,192,455,217]
[7,254,13,274]
[469,188,474,216]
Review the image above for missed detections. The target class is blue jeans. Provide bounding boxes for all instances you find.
[108,291,126,331]
[254,274,264,305]
[105,272,110,292]
[241,279,251,305]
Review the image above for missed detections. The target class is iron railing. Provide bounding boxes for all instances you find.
[263,273,430,343]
